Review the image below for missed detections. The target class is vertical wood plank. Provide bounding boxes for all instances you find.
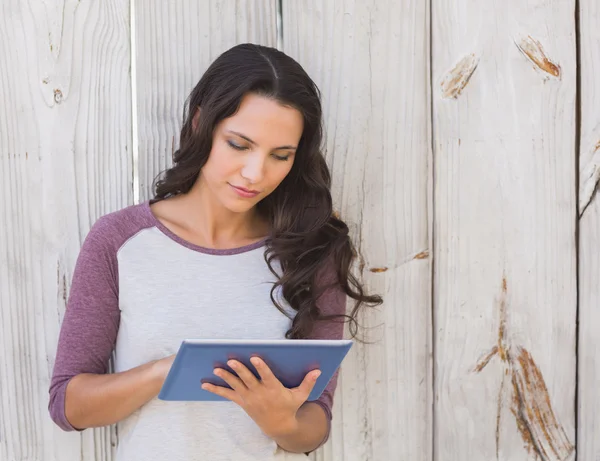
[0,1,131,460]
[432,1,577,460]
[577,0,600,458]
[283,1,432,460]
[135,0,278,202]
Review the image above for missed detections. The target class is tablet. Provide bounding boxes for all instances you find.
[158,339,353,402]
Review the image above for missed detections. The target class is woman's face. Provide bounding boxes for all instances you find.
[198,93,304,214]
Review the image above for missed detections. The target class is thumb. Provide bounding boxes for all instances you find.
[294,370,321,402]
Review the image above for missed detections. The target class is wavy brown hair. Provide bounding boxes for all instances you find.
[154,43,382,339]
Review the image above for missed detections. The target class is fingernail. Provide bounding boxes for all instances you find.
[227,360,236,368]
[314,371,321,380]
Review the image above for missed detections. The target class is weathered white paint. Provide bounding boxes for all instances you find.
[432,1,577,460]
[134,0,278,202]
[3,0,598,460]
[0,1,132,461]
[283,2,432,460]
[577,0,600,460]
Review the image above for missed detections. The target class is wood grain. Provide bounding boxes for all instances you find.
[134,0,278,202]
[4,0,598,459]
[0,1,131,460]
[432,1,577,459]
[283,1,432,460]
[577,0,600,459]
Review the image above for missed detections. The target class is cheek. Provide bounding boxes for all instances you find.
[204,145,239,180]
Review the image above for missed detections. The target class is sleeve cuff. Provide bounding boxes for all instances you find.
[48,377,82,432]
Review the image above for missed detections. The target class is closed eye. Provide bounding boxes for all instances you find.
[227,140,248,151]
[272,153,291,161]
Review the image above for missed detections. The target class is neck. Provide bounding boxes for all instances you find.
[177,179,265,247]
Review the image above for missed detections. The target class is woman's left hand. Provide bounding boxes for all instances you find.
[202,357,321,439]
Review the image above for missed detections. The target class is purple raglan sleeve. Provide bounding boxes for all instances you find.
[48,215,121,431]
[307,263,347,447]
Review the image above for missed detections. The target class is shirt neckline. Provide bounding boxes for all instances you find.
[142,200,268,255]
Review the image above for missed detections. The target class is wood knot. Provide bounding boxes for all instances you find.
[54,89,63,104]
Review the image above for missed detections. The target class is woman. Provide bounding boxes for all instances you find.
[49,43,381,460]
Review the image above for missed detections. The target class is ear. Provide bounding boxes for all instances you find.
[191,107,201,132]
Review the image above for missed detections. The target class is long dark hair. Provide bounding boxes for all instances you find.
[154,43,382,339]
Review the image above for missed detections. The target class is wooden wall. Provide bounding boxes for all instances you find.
[0,1,131,460]
[1,1,596,460]
[432,1,578,460]
[577,0,600,460]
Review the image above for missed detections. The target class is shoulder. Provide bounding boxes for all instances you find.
[84,201,156,255]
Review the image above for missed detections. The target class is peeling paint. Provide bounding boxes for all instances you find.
[474,345,499,373]
[511,377,540,458]
[498,277,507,361]
[579,141,600,218]
[515,35,561,79]
[440,54,479,99]
[62,274,67,303]
[368,267,388,273]
[473,276,573,460]
[509,347,574,460]
[496,372,506,460]
[54,89,63,104]
[57,261,68,304]
[414,250,429,259]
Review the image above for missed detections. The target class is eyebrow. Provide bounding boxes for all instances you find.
[226,130,297,150]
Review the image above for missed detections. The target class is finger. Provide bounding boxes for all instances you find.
[293,370,321,403]
[228,360,260,389]
[214,367,247,393]
[201,382,242,405]
[249,357,279,387]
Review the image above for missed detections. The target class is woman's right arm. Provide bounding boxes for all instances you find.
[48,215,171,431]
[63,355,173,429]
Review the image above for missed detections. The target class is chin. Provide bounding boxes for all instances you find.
[223,198,259,214]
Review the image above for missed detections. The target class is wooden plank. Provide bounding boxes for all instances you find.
[577,0,600,458]
[283,2,432,460]
[0,1,132,460]
[432,1,577,460]
[134,0,278,202]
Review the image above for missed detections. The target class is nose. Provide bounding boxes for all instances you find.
[240,152,266,184]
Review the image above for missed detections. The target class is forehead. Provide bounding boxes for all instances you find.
[219,93,303,145]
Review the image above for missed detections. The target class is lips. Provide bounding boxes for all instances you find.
[229,184,260,198]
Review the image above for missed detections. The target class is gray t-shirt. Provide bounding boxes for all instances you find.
[48,201,346,461]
